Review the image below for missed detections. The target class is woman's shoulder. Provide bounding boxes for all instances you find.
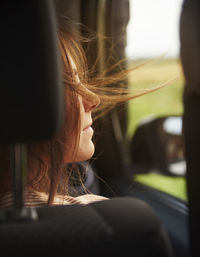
[0,190,108,209]
[72,194,108,205]
[53,193,108,205]
[0,190,50,208]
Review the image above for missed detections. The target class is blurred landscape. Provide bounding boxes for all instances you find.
[125,0,186,200]
[127,58,187,201]
[127,58,185,138]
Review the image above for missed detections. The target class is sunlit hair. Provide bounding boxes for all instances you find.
[0,16,174,205]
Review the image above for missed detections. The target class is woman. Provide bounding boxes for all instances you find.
[0,17,166,208]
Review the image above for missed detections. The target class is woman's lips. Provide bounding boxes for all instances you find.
[83,123,92,131]
[83,126,93,135]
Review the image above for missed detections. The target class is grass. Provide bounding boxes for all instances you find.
[134,173,187,201]
[127,58,185,138]
[127,58,187,201]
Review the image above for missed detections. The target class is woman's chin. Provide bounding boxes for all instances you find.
[64,139,95,163]
[75,144,95,162]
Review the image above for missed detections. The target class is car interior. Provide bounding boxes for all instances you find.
[0,0,199,256]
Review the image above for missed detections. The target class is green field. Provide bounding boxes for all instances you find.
[127,58,185,138]
[127,58,187,201]
[134,173,187,201]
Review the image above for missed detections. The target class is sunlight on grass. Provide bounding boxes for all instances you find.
[127,58,185,138]
[134,172,187,201]
[128,58,187,201]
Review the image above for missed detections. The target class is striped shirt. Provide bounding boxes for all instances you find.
[0,190,108,209]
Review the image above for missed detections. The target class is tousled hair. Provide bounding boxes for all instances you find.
[0,16,172,205]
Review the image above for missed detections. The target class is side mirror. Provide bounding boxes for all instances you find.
[130,116,185,176]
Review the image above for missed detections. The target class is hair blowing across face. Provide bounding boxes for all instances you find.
[0,18,88,204]
[0,17,170,205]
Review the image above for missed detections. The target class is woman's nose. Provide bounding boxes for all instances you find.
[82,91,100,112]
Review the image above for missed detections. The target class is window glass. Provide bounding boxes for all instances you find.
[126,0,187,201]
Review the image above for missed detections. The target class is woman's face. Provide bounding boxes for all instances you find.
[64,57,100,163]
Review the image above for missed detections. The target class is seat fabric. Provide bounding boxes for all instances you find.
[0,197,172,257]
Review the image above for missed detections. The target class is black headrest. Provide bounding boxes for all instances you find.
[0,1,63,143]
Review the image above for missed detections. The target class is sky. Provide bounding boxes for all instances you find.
[126,0,184,59]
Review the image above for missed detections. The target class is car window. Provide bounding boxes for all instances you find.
[126,0,187,201]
